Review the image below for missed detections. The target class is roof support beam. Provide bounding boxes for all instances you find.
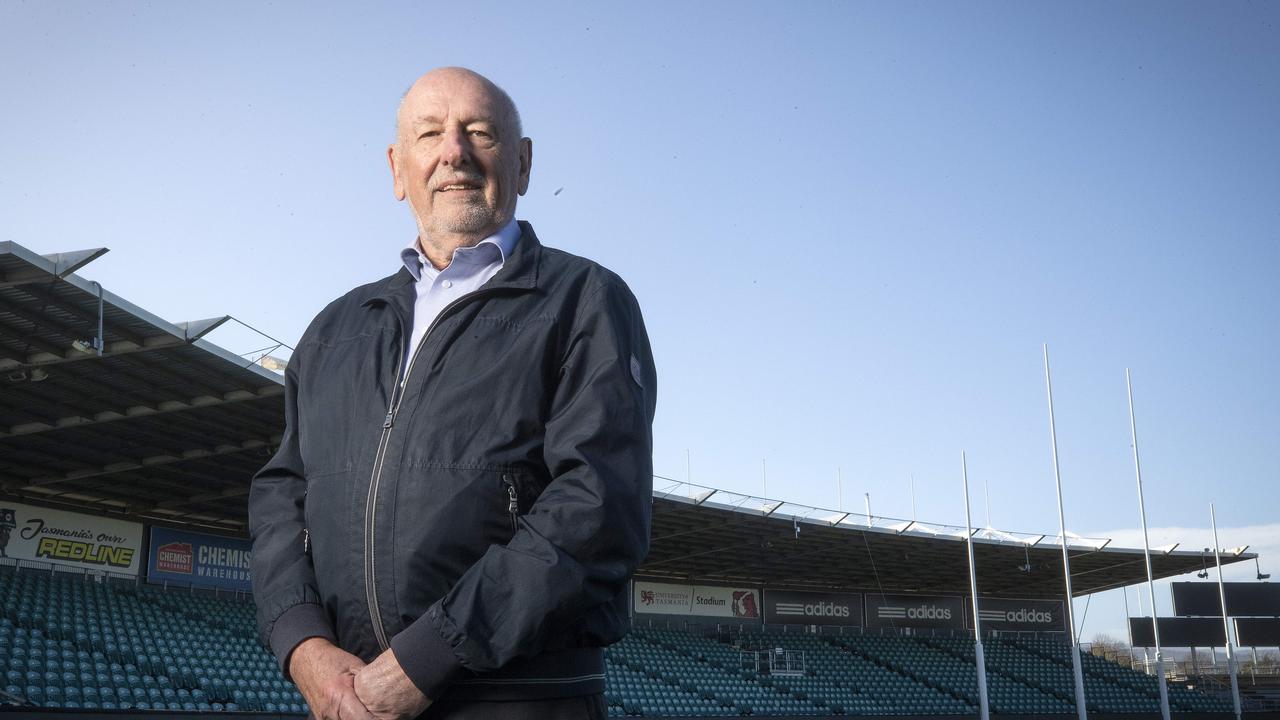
[109,353,241,403]
[0,315,67,356]
[0,386,67,425]
[1,385,281,438]
[17,283,149,346]
[0,293,101,346]
[143,507,246,532]
[0,342,27,363]
[65,415,232,462]
[140,485,252,512]
[0,490,244,534]
[2,436,280,491]
[0,334,188,372]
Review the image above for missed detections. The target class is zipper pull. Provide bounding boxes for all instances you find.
[302,528,310,555]
[504,476,519,532]
[383,411,394,429]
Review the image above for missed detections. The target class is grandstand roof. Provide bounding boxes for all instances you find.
[644,482,1254,599]
[0,240,1252,596]
[0,242,283,535]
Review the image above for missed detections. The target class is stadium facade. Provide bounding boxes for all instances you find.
[2,241,1275,718]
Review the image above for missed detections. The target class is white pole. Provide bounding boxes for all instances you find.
[1211,503,1243,720]
[1124,587,1136,670]
[686,449,691,483]
[864,492,872,527]
[910,474,918,522]
[762,458,767,498]
[1127,368,1172,720]
[1136,587,1152,673]
[1043,345,1089,720]
[961,452,991,720]
[983,477,992,528]
[838,467,843,511]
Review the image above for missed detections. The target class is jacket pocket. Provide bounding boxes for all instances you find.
[391,466,522,627]
[502,474,520,534]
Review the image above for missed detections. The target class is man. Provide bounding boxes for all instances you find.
[249,67,657,720]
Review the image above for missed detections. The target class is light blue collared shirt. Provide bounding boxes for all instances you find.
[399,218,520,368]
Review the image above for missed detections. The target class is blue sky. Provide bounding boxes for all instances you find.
[2,1,1277,642]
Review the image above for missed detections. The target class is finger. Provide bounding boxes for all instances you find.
[338,690,377,720]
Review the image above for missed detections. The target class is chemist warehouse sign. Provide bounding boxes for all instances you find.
[147,527,252,592]
[0,501,142,575]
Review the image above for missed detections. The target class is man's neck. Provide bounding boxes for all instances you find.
[417,234,484,271]
[415,218,519,271]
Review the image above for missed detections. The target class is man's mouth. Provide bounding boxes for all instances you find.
[436,182,483,192]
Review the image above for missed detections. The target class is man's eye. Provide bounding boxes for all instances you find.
[418,130,442,140]
[470,130,492,139]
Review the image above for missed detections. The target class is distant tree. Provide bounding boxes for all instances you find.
[1090,633,1129,653]
[1089,633,1135,665]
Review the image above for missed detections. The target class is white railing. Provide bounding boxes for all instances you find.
[652,478,1112,549]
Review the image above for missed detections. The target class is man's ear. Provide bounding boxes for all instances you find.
[516,137,533,196]
[387,144,406,201]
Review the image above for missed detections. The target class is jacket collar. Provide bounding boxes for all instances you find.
[364,221,542,310]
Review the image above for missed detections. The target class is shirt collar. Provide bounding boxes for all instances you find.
[399,218,521,281]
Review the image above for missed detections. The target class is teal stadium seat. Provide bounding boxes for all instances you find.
[0,566,1233,716]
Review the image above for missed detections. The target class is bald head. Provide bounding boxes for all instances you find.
[396,67,522,143]
[387,67,533,269]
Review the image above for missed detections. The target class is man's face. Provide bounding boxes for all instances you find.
[388,71,531,245]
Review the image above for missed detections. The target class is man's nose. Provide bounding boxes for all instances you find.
[439,127,472,167]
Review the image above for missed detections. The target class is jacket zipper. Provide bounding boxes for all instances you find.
[363,347,403,651]
[503,474,519,533]
[363,290,497,652]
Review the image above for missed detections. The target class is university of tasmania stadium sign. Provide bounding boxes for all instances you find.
[0,501,143,575]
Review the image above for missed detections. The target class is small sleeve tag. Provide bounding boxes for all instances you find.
[630,354,644,388]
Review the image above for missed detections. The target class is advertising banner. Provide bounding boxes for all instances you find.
[634,581,695,615]
[633,581,761,620]
[1172,582,1280,618]
[967,598,1066,632]
[1129,617,1227,647]
[0,500,143,575]
[865,594,964,630]
[146,526,252,592]
[764,589,863,626]
[689,585,761,619]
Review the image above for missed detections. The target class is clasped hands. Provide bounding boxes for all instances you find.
[289,637,431,720]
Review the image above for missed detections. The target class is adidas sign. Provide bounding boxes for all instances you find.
[1005,608,1053,624]
[906,605,952,621]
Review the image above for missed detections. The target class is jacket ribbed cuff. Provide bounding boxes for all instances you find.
[390,611,468,701]
[269,603,337,680]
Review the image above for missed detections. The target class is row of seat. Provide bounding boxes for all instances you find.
[1,566,1236,716]
[0,567,307,713]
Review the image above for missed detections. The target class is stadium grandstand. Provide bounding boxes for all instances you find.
[2,239,1276,719]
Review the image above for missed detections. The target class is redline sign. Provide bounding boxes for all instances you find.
[0,501,142,575]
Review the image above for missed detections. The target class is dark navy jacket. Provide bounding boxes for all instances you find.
[248,222,656,701]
